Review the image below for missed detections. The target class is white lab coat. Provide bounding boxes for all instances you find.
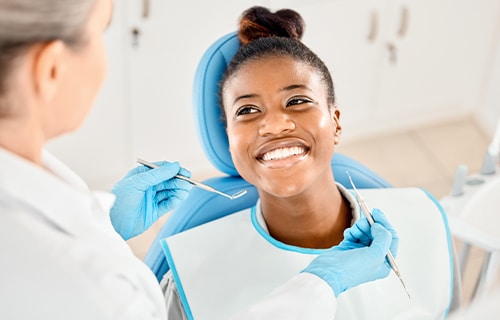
[0,148,338,319]
[0,148,167,319]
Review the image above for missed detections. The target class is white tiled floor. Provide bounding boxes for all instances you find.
[128,116,498,306]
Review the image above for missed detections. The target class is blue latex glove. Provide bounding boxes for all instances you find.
[302,208,399,297]
[110,161,193,240]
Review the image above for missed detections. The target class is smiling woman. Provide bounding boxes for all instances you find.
[158,5,461,320]
[218,7,347,250]
[222,51,347,248]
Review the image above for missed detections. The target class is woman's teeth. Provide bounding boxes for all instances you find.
[262,147,306,161]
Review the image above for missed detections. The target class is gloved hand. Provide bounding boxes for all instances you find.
[302,208,399,297]
[110,161,193,240]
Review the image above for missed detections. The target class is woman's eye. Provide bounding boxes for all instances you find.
[287,97,312,106]
[235,106,259,116]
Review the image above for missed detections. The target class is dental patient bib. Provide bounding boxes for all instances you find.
[161,188,453,320]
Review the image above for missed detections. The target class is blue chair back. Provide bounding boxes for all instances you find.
[144,32,391,281]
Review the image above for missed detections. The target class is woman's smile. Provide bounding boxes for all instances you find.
[261,146,306,161]
[256,139,310,169]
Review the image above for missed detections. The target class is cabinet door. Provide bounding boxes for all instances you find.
[377,0,500,125]
[126,0,269,175]
[270,0,387,138]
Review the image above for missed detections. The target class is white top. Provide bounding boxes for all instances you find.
[0,148,167,319]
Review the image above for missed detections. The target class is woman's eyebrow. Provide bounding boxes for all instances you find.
[279,84,312,92]
[232,93,258,106]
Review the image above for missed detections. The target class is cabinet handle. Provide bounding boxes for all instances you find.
[142,0,150,19]
[398,6,409,38]
[131,27,141,47]
[367,10,378,43]
[386,42,397,63]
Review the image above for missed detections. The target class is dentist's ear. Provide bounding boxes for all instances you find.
[332,107,342,145]
[32,40,67,104]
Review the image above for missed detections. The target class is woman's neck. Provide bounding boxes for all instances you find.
[259,179,352,249]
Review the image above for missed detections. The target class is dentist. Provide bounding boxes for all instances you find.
[0,0,398,319]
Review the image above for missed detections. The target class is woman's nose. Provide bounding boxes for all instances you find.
[258,111,296,136]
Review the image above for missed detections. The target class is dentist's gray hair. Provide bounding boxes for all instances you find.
[0,0,96,98]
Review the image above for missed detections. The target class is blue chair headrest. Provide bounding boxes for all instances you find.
[193,32,240,176]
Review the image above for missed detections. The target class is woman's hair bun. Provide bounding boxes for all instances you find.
[238,6,304,45]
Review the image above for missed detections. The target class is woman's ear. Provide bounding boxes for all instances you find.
[331,107,342,145]
[32,40,67,103]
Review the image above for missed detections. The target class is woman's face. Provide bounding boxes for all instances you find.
[47,0,112,138]
[222,55,341,198]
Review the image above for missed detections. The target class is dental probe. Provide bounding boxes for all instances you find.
[136,158,247,200]
[346,171,411,299]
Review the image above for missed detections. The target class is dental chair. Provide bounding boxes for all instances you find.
[143,31,391,281]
